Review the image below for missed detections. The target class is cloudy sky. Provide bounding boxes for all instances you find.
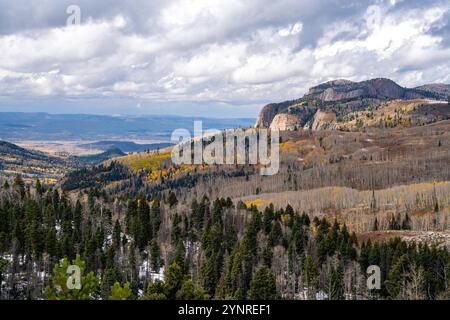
[0,0,449,118]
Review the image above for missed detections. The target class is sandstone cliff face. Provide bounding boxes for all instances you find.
[269,114,300,131]
[305,110,339,131]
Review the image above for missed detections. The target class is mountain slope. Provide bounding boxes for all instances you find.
[0,141,128,183]
[0,140,72,183]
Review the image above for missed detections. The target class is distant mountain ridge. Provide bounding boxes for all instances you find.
[256,78,450,129]
[74,148,126,165]
[78,140,174,153]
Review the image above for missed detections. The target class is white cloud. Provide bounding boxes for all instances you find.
[0,0,448,116]
[279,22,303,37]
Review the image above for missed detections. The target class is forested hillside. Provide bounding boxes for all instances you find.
[1,180,449,300]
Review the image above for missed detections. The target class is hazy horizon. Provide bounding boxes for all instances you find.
[0,109,257,120]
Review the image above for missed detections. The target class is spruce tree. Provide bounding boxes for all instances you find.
[13,174,25,199]
[171,213,182,244]
[385,255,409,299]
[303,256,319,294]
[168,191,178,208]
[150,239,161,272]
[112,220,122,250]
[212,199,223,226]
[73,200,83,243]
[325,263,344,300]
[172,241,186,273]
[101,267,118,298]
[248,267,277,300]
[262,246,273,268]
[164,261,184,299]
[151,197,162,238]
[35,179,43,196]
[268,220,282,247]
[372,217,379,231]
[262,206,274,235]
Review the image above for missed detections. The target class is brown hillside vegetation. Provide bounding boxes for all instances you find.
[238,182,450,234]
[164,120,450,201]
[340,99,449,130]
[65,119,450,238]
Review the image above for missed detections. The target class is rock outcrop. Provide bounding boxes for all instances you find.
[305,110,339,131]
[269,114,301,131]
[254,104,284,128]
[254,100,301,128]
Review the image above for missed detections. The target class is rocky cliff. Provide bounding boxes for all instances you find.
[255,78,449,130]
[305,110,339,131]
[304,78,411,101]
[254,100,301,128]
[269,114,301,131]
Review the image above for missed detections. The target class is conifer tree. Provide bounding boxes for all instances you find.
[45,227,57,258]
[165,261,184,299]
[303,256,319,295]
[0,258,8,297]
[73,200,83,243]
[385,255,409,299]
[101,267,118,298]
[176,279,208,300]
[150,239,161,272]
[137,196,152,250]
[151,197,162,238]
[112,220,122,250]
[212,199,223,226]
[171,213,182,244]
[13,174,25,199]
[45,254,99,300]
[325,263,344,300]
[172,241,186,273]
[142,280,167,300]
[248,267,277,300]
[268,220,282,247]
[373,217,379,231]
[108,282,132,300]
[262,246,273,268]
[168,191,178,208]
[36,179,43,196]
[402,213,411,230]
[262,206,274,235]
